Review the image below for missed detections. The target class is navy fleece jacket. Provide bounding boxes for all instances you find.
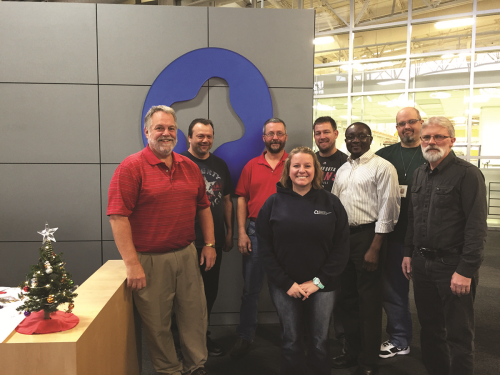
[256,183,350,292]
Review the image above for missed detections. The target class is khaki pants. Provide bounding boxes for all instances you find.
[134,243,208,374]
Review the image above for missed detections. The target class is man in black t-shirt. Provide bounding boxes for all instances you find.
[313,116,348,350]
[375,107,426,360]
[181,118,234,357]
[313,116,348,192]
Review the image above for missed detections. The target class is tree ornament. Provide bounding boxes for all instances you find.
[24,311,31,317]
[31,278,38,287]
[23,286,30,293]
[68,303,75,310]
[47,296,55,304]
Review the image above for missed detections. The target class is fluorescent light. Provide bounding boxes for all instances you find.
[314,36,334,45]
[340,115,360,120]
[377,80,404,86]
[435,18,473,29]
[313,103,336,111]
[452,116,467,124]
[464,95,490,103]
[480,88,500,98]
[441,54,456,59]
[430,92,451,99]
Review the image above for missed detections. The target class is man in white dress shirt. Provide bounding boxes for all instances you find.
[331,122,400,375]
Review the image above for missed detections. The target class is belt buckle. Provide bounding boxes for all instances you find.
[420,248,436,260]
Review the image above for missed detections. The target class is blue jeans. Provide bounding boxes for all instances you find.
[269,282,334,375]
[412,253,476,375]
[382,236,412,348]
[236,221,265,342]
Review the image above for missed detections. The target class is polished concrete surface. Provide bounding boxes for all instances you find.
[141,231,500,375]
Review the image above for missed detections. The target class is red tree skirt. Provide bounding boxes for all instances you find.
[16,311,79,334]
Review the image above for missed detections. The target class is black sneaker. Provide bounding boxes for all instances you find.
[191,367,209,375]
[379,340,410,358]
[207,335,225,357]
[229,337,251,359]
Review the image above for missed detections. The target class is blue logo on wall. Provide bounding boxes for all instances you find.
[142,47,273,187]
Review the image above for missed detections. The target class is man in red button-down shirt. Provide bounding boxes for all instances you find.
[107,106,215,375]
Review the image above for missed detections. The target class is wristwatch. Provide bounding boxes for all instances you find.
[205,243,215,248]
[313,277,324,289]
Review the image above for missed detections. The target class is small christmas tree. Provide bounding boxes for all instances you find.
[17,223,78,320]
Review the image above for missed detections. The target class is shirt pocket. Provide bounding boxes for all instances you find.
[434,185,454,209]
[411,185,421,208]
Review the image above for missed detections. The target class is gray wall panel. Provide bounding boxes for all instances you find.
[0,3,97,84]
[270,88,314,152]
[171,87,209,149]
[0,164,101,242]
[207,87,246,152]
[0,84,99,163]
[103,241,121,263]
[99,85,150,163]
[97,5,208,85]
[0,241,102,286]
[101,164,119,241]
[209,8,315,89]
[100,85,209,162]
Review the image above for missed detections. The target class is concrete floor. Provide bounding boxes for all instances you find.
[140,231,500,375]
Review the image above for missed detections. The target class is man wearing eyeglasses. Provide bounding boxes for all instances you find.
[375,107,427,359]
[332,122,400,375]
[403,116,487,375]
[230,118,288,359]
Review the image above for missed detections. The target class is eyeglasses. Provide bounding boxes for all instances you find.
[420,135,452,142]
[396,119,422,127]
[264,132,286,139]
[345,133,372,141]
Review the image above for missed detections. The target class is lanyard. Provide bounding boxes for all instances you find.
[400,144,419,181]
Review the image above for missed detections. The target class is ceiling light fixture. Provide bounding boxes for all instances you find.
[314,36,334,45]
[435,18,473,29]
[430,92,451,99]
[441,54,456,59]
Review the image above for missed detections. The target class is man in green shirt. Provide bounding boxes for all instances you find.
[375,107,426,359]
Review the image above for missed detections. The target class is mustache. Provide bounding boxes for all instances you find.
[157,137,175,142]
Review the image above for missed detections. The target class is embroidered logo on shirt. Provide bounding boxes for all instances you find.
[314,210,332,215]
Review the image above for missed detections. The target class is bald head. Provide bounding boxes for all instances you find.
[396,107,423,148]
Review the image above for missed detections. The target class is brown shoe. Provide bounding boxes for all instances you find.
[229,337,251,359]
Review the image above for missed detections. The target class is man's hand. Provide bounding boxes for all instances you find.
[223,232,234,252]
[238,233,252,255]
[287,282,308,300]
[450,272,472,296]
[402,256,412,280]
[363,247,380,272]
[126,263,146,291]
[200,246,217,271]
[299,280,320,300]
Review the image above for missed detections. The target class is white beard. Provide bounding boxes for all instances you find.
[422,144,445,163]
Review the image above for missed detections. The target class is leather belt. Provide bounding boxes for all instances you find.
[414,247,460,260]
[349,222,376,234]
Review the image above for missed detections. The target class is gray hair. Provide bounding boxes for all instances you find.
[422,116,455,138]
[144,105,177,131]
[263,118,287,135]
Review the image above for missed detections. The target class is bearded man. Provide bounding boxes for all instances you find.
[108,105,215,375]
[403,116,487,375]
[230,118,288,359]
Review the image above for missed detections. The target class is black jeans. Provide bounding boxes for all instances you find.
[337,227,386,367]
[412,253,476,375]
[197,246,223,323]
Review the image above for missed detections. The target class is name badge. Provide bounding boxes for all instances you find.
[399,185,408,198]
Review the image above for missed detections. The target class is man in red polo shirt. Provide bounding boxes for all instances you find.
[107,105,216,375]
[230,118,288,359]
